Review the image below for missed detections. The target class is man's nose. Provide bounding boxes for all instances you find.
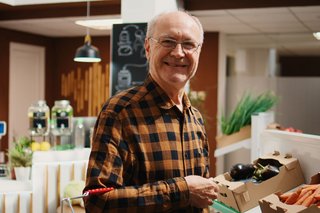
[170,43,186,57]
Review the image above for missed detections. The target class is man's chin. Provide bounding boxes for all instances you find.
[168,75,189,85]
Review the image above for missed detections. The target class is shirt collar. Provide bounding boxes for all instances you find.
[143,74,192,110]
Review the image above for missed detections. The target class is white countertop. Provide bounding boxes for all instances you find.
[0,179,32,192]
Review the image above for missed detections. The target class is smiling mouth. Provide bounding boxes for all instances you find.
[164,61,188,67]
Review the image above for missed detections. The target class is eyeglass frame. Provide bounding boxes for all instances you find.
[148,37,202,54]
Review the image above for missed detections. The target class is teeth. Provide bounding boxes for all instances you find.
[164,61,187,67]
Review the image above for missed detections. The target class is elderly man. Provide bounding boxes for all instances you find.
[84,10,218,213]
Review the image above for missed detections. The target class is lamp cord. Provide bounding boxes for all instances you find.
[86,0,90,37]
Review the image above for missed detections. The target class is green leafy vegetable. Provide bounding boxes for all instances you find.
[221,91,277,135]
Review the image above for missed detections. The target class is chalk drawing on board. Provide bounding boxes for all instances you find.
[111,22,148,96]
[117,24,145,57]
[115,62,148,92]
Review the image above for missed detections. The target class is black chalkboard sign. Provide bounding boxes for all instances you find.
[110,23,148,96]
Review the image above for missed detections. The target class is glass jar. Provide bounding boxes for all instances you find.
[74,118,85,149]
[51,100,73,135]
[28,100,50,136]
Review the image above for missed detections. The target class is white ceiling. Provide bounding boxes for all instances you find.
[0,15,119,36]
[192,6,320,56]
[0,3,319,56]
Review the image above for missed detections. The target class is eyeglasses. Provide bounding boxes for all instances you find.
[149,37,201,54]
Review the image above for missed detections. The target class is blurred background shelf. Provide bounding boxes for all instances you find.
[214,138,251,157]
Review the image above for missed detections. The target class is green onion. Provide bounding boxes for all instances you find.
[221,91,277,135]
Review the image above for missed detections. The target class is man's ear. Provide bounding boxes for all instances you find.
[144,38,150,60]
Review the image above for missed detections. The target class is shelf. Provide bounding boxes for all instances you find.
[214,138,251,157]
[0,179,32,192]
[32,148,91,163]
[262,129,320,142]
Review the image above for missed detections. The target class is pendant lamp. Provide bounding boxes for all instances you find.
[74,0,101,63]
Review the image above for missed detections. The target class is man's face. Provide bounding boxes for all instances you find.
[145,12,202,91]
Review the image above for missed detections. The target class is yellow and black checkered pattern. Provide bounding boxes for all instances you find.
[85,75,210,213]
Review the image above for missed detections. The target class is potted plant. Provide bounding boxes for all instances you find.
[188,90,208,123]
[7,136,33,181]
[217,91,278,148]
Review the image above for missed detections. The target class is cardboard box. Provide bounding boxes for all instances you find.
[259,173,320,213]
[216,125,251,148]
[213,152,305,212]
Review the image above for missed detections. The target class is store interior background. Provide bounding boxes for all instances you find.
[0,0,319,176]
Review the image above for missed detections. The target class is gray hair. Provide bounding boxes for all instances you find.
[146,10,204,43]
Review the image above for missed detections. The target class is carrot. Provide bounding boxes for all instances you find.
[302,184,319,190]
[279,184,320,206]
[313,185,320,195]
[295,187,302,198]
[300,185,320,207]
[285,192,299,204]
[302,184,318,188]
[279,192,293,201]
[309,185,320,203]
[296,188,311,201]
[302,196,317,207]
[295,190,313,205]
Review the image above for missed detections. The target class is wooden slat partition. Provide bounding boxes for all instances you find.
[0,192,32,213]
[61,63,110,116]
[32,160,88,213]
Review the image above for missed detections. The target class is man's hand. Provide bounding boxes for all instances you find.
[185,175,219,208]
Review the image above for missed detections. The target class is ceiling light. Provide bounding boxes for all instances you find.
[74,35,101,62]
[74,0,101,63]
[75,18,123,30]
[313,32,320,40]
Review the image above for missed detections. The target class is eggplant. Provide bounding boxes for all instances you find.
[253,163,280,181]
[230,163,255,181]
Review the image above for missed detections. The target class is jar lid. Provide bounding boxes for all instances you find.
[37,100,47,106]
[54,100,70,107]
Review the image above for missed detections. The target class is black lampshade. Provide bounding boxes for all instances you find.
[74,35,101,63]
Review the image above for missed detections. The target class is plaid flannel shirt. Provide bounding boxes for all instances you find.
[84,75,210,213]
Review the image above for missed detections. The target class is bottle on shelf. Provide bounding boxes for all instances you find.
[74,118,85,149]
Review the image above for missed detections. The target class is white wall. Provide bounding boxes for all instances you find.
[275,77,320,135]
[233,49,274,76]
[9,42,45,149]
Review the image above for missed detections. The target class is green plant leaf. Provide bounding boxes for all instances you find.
[221,91,277,135]
[7,136,33,167]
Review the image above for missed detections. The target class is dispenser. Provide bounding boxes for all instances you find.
[51,100,73,135]
[51,100,74,150]
[28,100,50,136]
